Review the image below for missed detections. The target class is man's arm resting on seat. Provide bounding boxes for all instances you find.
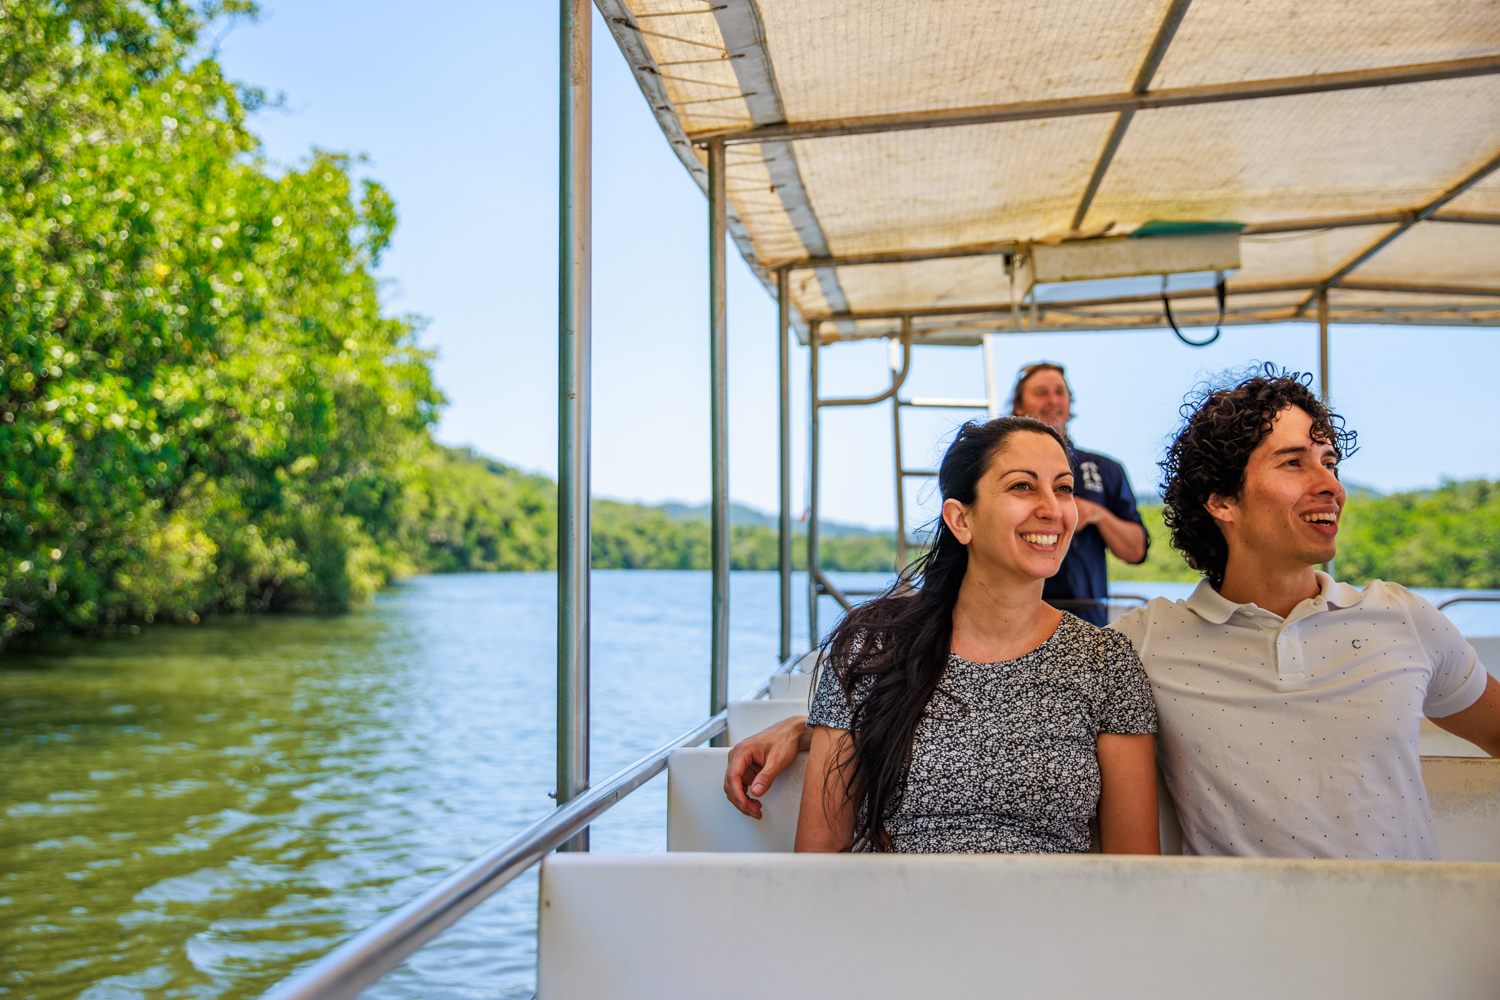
[1075,498,1148,564]
[1430,673,1500,757]
[724,715,811,819]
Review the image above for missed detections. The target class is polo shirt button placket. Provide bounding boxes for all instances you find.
[1276,623,1305,682]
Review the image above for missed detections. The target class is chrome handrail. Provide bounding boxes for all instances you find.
[259,652,811,1000]
[1436,594,1500,610]
[260,712,725,1000]
[1043,595,1151,611]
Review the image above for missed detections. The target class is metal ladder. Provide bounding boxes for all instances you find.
[891,332,1002,569]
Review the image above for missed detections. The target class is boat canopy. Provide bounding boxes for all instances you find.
[599,0,1500,344]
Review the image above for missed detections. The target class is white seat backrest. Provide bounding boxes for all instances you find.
[1424,756,1500,862]
[666,747,807,852]
[767,672,813,702]
[726,699,808,744]
[1466,636,1500,679]
[538,852,1500,1000]
[1420,718,1486,757]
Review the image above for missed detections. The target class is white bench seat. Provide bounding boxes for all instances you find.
[725,699,808,744]
[669,748,1500,861]
[766,672,813,702]
[539,852,1500,999]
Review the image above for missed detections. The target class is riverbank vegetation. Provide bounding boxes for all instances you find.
[409,445,899,575]
[1111,483,1500,590]
[5,3,1497,650]
[2,1,442,645]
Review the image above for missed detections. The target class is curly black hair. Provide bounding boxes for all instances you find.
[1160,365,1357,589]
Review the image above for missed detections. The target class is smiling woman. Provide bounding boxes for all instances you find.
[791,416,1161,856]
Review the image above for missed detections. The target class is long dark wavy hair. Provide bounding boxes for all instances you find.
[1160,365,1357,589]
[819,415,1069,852]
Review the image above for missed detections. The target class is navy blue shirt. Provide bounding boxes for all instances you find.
[1043,446,1148,626]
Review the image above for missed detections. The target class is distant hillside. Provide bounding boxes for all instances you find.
[415,448,1500,587]
[409,447,898,573]
[656,501,885,538]
[1109,481,1500,588]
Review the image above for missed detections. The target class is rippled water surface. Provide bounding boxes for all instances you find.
[6,571,1499,999]
[2,570,850,1000]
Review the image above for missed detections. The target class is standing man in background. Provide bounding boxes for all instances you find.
[1011,363,1148,625]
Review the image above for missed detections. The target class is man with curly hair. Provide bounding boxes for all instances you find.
[1114,367,1500,858]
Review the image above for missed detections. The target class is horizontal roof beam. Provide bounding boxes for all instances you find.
[1338,280,1500,299]
[1430,211,1500,226]
[775,211,1500,272]
[1294,145,1500,315]
[698,53,1500,145]
[1241,210,1500,234]
[781,241,1015,271]
[802,280,1500,325]
[805,282,1312,323]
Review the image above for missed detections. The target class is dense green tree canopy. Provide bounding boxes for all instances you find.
[1,0,440,643]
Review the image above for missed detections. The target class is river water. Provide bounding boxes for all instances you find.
[6,571,1500,999]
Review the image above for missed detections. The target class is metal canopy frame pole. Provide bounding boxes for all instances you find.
[1071,0,1192,230]
[703,53,1500,145]
[892,385,908,573]
[808,325,821,648]
[981,332,1000,419]
[1317,287,1334,578]
[708,137,731,742]
[773,211,1500,274]
[1294,146,1500,317]
[1317,288,1331,407]
[777,266,792,663]
[556,0,591,853]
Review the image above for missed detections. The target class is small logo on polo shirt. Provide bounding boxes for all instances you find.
[1080,461,1103,494]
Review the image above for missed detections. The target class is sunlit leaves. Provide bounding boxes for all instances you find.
[1,0,442,644]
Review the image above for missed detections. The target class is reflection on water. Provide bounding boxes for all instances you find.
[5,572,1497,999]
[1,570,829,1000]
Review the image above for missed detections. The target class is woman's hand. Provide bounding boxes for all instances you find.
[794,725,855,852]
[1096,733,1160,854]
[723,715,811,819]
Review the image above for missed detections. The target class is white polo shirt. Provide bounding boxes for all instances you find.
[1113,573,1488,860]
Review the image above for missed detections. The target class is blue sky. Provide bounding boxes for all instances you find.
[216,1,1500,530]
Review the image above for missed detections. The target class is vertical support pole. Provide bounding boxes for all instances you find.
[892,398,907,573]
[981,331,1000,420]
[891,318,909,575]
[556,0,591,852]
[808,324,821,649]
[777,267,792,664]
[1317,286,1334,579]
[708,138,731,742]
[1317,287,1331,408]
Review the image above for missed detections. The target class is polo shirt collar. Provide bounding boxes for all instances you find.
[1184,570,1366,625]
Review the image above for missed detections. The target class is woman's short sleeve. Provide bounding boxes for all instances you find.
[1098,630,1158,735]
[807,656,856,730]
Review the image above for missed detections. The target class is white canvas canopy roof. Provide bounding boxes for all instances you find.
[599,0,1500,344]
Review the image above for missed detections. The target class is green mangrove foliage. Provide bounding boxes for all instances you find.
[409,446,900,575]
[1,1,441,643]
[1335,480,1500,589]
[1110,486,1500,589]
